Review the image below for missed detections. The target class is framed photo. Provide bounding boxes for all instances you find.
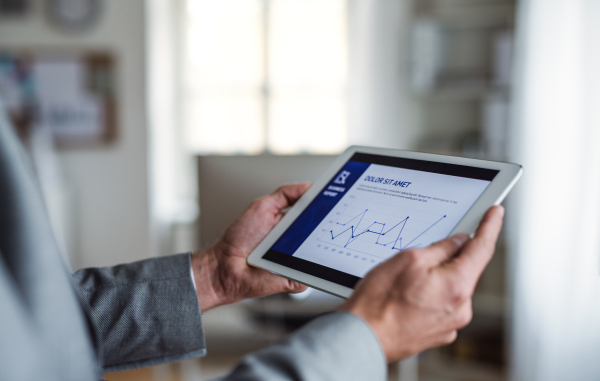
[0,49,117,148]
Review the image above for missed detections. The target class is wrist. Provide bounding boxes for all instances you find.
[190,247,228,311]
[338,302,395,362]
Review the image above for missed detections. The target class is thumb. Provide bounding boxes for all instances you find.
[269,182,312,210]
[446,205,504,281]
[425,233,470,265]
[286,280,309,294]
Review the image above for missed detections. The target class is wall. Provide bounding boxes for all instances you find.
[0,0,151,269]
[348,0,420,149]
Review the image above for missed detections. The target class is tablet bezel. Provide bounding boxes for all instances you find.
[247,146,522,298]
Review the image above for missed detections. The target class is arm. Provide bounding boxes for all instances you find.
[73,184,308,372]
[73,253,206,372]
[76,181,503,378]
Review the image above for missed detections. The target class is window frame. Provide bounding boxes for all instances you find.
[178,0,350,156]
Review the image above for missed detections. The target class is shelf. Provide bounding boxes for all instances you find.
[419,351,506,381]
[417,84,489,102]
[418,0,516,30]
[415,82,511,102]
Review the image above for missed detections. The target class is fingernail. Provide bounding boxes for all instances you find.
[451,233,470,247]
[497,205,505,217]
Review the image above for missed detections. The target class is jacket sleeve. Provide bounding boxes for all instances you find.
[72,253,206,372]
[219,312,387,381]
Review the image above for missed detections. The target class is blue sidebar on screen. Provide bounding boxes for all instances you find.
[271,160,370,255]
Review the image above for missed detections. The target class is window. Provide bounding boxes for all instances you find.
[181,0,348,155]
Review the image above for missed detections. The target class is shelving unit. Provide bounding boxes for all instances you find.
[408,1,517,380]
[410,0,516,163]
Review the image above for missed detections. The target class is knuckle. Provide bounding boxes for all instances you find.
[438,240,455,253]
[449,281,471,304]
[404,249,424,267]
[252,196,268,207]
[442,331,458,345]
[455,307,473,328]
[275,185,289,195]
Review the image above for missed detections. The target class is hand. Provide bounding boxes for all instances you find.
[340,205,504,362]
[191,183,310,311]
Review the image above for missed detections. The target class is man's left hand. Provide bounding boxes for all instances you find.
[191,183,310,311]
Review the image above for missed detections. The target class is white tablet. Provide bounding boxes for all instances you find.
[247,146,522,298]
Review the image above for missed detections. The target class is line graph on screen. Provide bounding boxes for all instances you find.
[316,197,448,259]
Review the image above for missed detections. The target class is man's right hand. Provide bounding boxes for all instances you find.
[340,205,504,363]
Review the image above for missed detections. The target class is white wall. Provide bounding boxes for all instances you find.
[0,0,151,269]
[348,0,420,149]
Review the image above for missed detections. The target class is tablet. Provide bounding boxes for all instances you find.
[247,146,522,298]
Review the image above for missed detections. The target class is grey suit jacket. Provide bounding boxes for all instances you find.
[0,109,386,380]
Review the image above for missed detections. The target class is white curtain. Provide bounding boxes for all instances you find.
[508,0,600,380]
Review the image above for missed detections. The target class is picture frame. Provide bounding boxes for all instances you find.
[0,48,117,148]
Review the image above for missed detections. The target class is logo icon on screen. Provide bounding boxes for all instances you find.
[334,170,350,185]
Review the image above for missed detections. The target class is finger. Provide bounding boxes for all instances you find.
[250,266,307,295]
[382,233,469,271]
[269,183,312,210]
[286,280,309,293]
[447,205,504,282]
[425,233,470,265]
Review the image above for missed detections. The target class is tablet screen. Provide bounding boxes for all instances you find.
[263,153,499,288]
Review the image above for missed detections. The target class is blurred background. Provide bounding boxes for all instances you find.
[1,0,599,380]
